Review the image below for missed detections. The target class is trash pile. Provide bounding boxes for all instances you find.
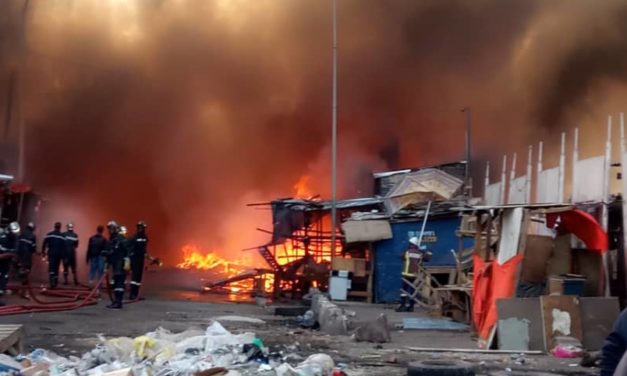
[4,322,341,376]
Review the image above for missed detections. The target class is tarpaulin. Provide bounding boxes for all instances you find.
[472,255,523,343]
[546,209,608,254]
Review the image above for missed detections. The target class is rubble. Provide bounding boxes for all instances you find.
[0,322,340,376]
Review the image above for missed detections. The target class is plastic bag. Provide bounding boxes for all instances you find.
[105,337,134,363]
[134,336,156,359]
[552,344,585,358]
[299,354,334,372]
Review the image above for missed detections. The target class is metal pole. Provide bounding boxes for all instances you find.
[330,0,338,255]
[17,0,30,182]
[416,201,432,247]
[462,108,472,196]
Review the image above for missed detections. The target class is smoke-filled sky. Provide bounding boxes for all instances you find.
[2,0,627,263]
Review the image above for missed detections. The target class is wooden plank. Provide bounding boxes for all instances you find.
[407,347,543,355]
[497,207,524,265]
[580,297,620,350]
[520,235,553,283]
[540,295,583,352]
[0,325,24,354]
[353,258,367,277]
[496,298,544,351]
[331,258,355,273]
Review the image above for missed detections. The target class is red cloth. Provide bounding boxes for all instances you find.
[472,255,523,342]
[546,209,608,254]
[472,255,491,330]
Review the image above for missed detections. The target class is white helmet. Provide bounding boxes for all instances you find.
[119,226,127,236]
[67,222,74,231]
[8,222,20,235]
[409,236,420,246]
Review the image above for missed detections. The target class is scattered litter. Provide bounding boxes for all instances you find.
[9,321,337,376]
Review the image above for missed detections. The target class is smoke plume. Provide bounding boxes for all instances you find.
[1,0,627,263]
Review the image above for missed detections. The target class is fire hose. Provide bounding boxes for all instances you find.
[0,256,149,315]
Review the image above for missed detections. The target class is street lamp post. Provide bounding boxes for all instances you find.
[330,0,338,255]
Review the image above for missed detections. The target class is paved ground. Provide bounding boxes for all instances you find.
[0,268,601,375]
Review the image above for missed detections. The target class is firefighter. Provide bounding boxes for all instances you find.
[86,225,107,288]
[16,222,37,297]
[103,223,130,309]
[0,222,20,296]
[62,223,79,285]
[396,236,432,312]
[42,222,66,288]
[127,221,148,300]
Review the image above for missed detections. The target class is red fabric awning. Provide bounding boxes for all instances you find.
[546,209,608,254]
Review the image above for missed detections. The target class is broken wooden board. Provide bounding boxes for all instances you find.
[540,295,583,352]
[496,298,544,351]
[497,207,524,265]
[520,235,553,284]
[0,324,24,355]
[580,297,620,350]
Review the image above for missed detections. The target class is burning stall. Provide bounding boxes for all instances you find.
[255,197,383,298]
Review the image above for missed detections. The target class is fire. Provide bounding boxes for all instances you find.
[176,244,246,273]
[293,175,315,199]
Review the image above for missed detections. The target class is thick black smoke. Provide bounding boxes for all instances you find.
[0,0,626,263]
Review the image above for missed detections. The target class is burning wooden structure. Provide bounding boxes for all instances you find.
[248,197,383,298]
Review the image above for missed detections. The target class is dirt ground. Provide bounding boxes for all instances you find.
[0,269,601,375]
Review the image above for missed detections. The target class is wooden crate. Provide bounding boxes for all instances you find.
[0,324,24,355]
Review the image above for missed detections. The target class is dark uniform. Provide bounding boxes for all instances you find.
[86,229,107,286]
[17,225,37,288]
[0,229,18,294]
[42,224,66,288]
[127,224,148,300]
[62,227,79,285]
[103,231,128,309]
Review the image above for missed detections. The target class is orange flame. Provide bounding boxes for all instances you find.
[293,175,314,199]
[177,244,246,272]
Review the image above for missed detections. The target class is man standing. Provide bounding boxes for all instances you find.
[127,221,148,300]
[42,222,66,288]
[103,222,129,309]
[62,223,79,285]
[16,222,37,296]
[86,225,107,288]
[0,222,20,296]
[396,236,432,312]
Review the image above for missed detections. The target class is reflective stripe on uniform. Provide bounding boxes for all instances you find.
[114,288,125,292]
[136,239,147,242]
[130,281,141,286]
[19,239,34,245]
[65,236,78,241]
[45,235,66,240]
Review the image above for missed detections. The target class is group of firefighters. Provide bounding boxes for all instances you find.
[0,219,150,310]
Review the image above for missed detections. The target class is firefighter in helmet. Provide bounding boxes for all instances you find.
[62,223,79,285]
[127,221,148,300]
[42,222,65,288]
[16,222,37,297]
[396,236,432,312]
[0,222,20,296]
[103,222,130,309]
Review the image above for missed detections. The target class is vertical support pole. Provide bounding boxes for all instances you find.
[330,0,338,257]
[572,128,579,203]
[536,141,544,203]
[500,155,507,205]
[484,161,490,203]
[526,145,533,204]
[621,112,627,299]
[508,153,517,204]
[603,116,612,297]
